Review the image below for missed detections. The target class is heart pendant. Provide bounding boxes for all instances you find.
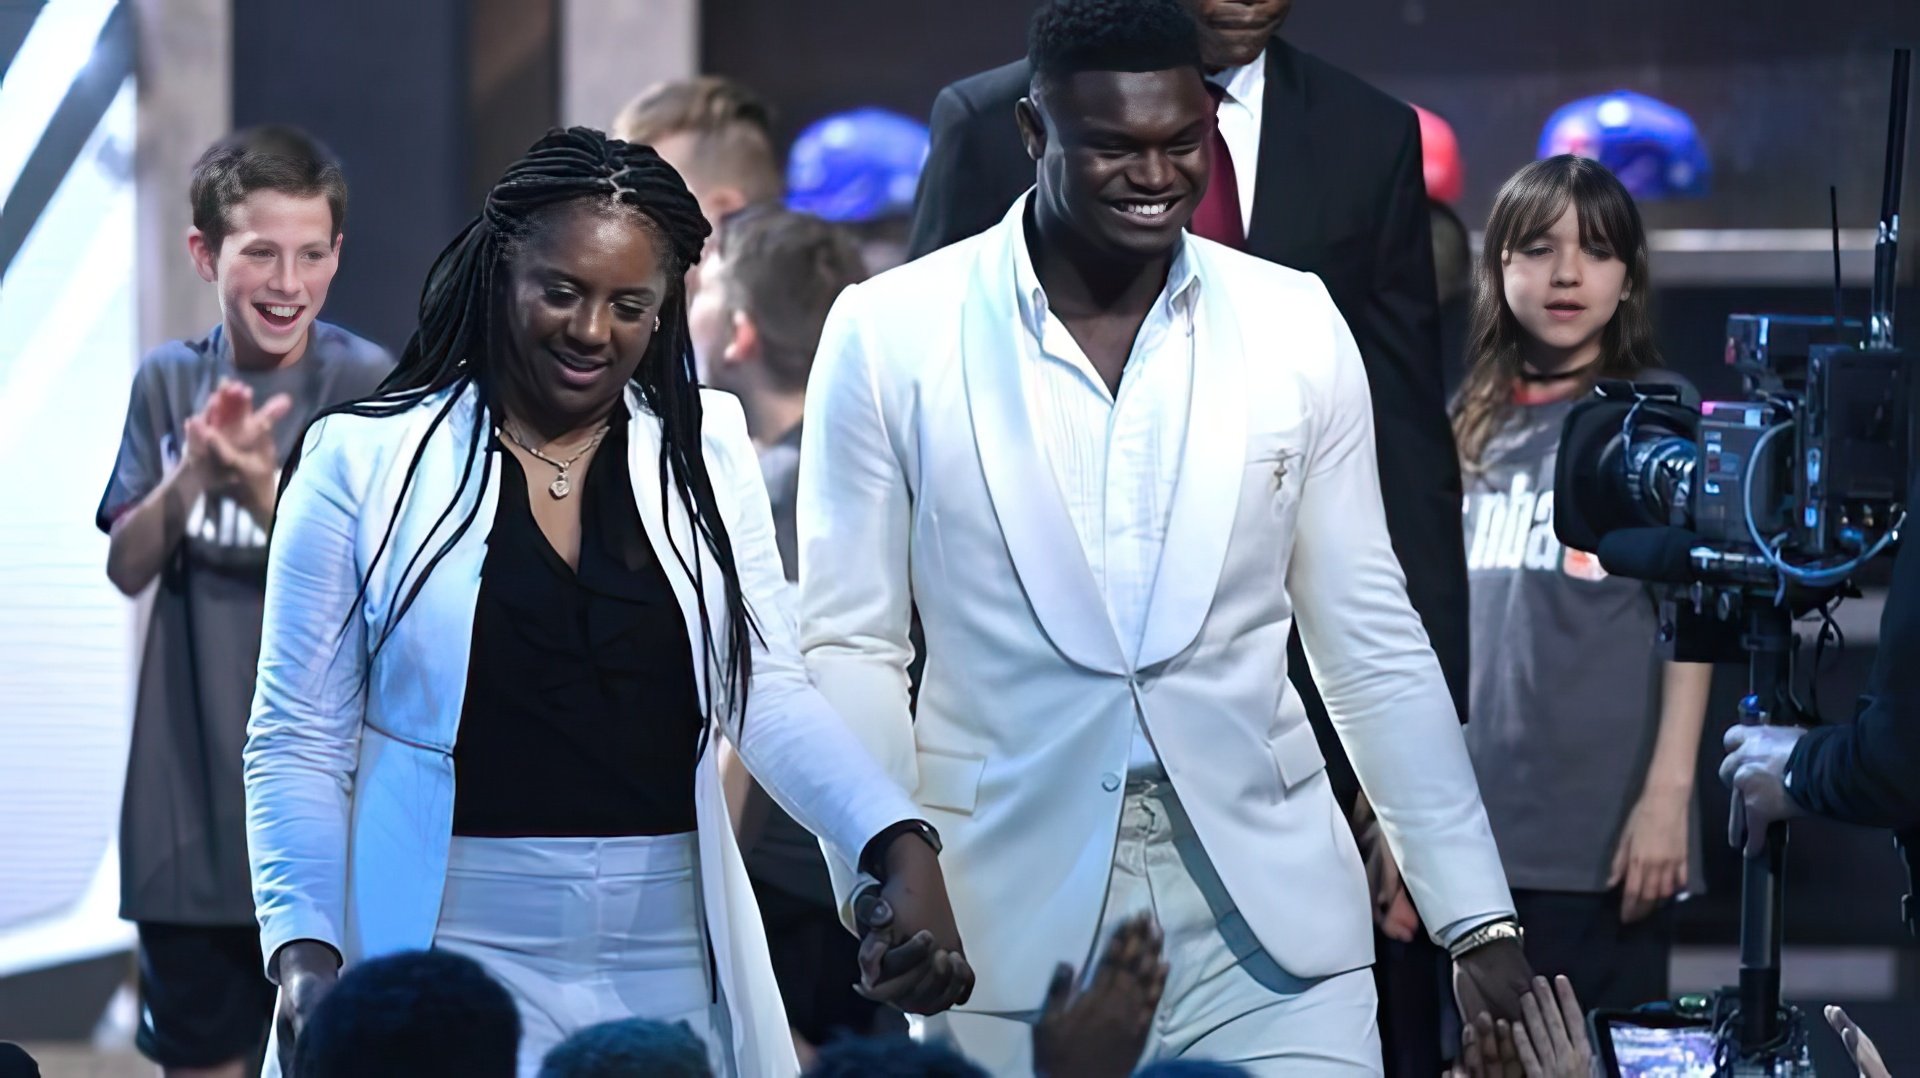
[549,475,571,499]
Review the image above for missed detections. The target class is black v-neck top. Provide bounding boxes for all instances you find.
[452,411,704,837]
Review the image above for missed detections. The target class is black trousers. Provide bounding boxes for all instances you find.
[750,876,907,1047]
[1512,888,1673,1012]
[134,922,274,1068]
[1375,928,1455,1077]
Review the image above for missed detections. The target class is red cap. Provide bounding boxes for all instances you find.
[1412,104,1464,204]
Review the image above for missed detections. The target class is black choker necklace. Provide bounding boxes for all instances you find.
[1518,360,1599,383]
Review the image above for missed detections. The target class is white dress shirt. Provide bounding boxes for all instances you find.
[1011,223,1200,776]
[1206,51,1265,237]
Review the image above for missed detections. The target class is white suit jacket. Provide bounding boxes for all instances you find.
[799,199,1513,1014]
[245,384,918,1077]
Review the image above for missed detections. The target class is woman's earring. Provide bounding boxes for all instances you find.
[653,315,662,332]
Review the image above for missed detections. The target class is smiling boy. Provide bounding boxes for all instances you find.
[96,125,390,1078]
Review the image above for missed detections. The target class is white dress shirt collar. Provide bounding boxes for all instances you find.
[1010,198,1205,346]
[1208,49,1266,112]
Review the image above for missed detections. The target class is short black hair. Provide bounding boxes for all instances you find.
[538,1018,713,1078]
[294,950,519,1078]
[802,1036,988,1078]
[1027,0,1203,87]
[190,124,347,252]
[0,1042,40,1078]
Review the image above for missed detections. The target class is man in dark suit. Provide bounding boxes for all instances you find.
[908,3,1468,1072]
[1724,472,1920,936]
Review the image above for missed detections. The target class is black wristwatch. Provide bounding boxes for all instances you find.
[860,819,942,880]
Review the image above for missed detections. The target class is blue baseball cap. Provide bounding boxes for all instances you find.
[786,107,930,223]
[1538,91,1710,200]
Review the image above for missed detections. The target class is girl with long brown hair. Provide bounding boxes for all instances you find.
[1453,155,1711,1011]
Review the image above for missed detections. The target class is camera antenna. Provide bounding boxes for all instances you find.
[1832,185,1847,336]
[1869,47,1910,349]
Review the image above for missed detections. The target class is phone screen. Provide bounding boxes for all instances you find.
[1606,1023,1718,1078]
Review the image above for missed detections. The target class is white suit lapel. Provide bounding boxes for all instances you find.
[376,385,497,751]
[623,386,728,718]
[960,203,1128,676]
[1137,243,1246,669]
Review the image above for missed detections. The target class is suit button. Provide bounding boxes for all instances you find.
[1101,772,1121,792]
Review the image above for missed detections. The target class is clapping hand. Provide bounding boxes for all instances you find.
[185,379,293,519]
[1032,913,1168,1078]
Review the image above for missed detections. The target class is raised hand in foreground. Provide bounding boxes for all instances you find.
[1826,1005,1891,1078]
[1451,975,1591,1078]
[1032,913,1169,1078]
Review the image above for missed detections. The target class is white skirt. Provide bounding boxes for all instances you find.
[432,832,735,1077]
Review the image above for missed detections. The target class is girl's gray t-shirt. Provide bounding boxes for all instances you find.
[96,322,390,924]
[1461,381,1703,894]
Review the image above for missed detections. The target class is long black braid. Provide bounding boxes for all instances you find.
[281,127,755,733]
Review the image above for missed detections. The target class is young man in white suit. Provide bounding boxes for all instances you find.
[799,1,1533,1072]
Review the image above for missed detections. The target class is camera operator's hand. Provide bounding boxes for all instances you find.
[1720,724,1808,857]
[1826,1005,1891,1078]
[1609,787,1689,922]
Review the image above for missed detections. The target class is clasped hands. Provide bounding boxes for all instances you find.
[851,831,975,1014]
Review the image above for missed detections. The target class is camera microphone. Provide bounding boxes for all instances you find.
[1597,527,1700,583]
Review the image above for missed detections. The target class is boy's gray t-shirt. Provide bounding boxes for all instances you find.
[1461,379,1703,894]
[97,322,390,924]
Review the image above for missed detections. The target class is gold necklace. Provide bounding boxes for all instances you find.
[498,422,609,499]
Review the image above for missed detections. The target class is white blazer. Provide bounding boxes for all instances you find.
[244,383,918,1077]
[799,198,1514,1014]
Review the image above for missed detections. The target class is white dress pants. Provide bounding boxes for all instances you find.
[920,780,1382,1076]
[432,833,734,1077]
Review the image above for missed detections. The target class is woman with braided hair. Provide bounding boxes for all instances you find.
[243,128,970,1076]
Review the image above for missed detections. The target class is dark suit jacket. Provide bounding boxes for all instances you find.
[1788,485,1920,831]
[909,40,1470,805]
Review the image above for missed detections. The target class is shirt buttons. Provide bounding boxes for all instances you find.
[1101,772,1122,792]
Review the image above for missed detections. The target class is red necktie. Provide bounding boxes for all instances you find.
[1189,82,1245,248]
